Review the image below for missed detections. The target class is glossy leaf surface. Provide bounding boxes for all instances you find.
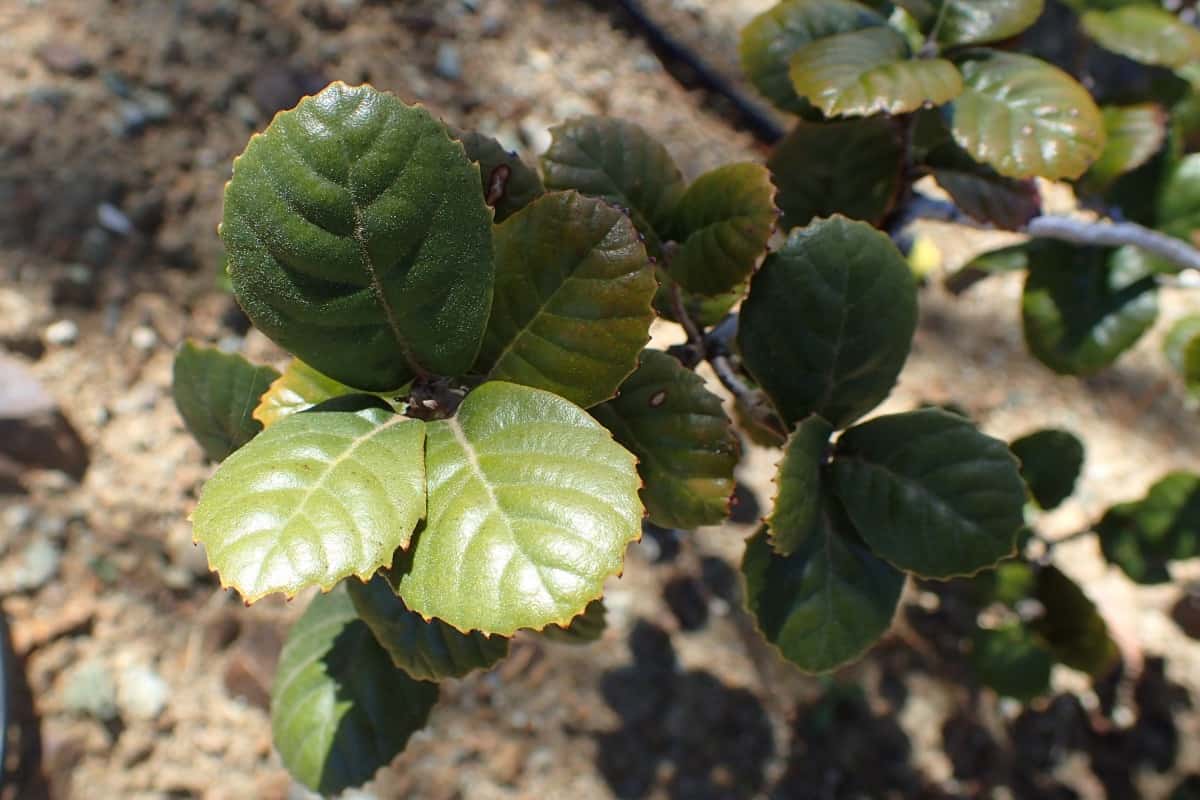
[666,163,777,296]
[172,342,279,462]
[768,118,903,230]
[1082,6,1200,69]
[1010,428,1085,510]
[1098,472,1200,584]
[348,574,509,681]
[951,51,1105,180]
[768,415,834,556]
[742,520,904,674]
[738,216,917,429]
[1084,104,1168,191]
[788,27,962,117]
[541,117,685,254]
[272,586,438,795]
[476,191,656,408]
[832,409,1026,578]
[1022,243,1159,376]
[592,350,738,530]
[934,0,1045,47]
[394,382,641,636]
[192,407,426,602]
[222,82,494,390]
[740,0,886,114]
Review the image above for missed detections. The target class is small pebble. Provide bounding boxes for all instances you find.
[130,325,158,352]
[62,660,118,721]
[436,43,462,80]
[44,319,79,346]
[97,203,135,237]
[118,664,170,721]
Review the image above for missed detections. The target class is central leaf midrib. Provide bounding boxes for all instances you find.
[487,223,623,375]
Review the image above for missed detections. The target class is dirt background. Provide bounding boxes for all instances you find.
[1,1,1200,798]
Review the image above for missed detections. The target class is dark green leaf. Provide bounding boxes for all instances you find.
[192,407,426,602]
[934,0,1045,47]
[971,560,1036,607]
[1021,242,1159,375]
[738,216,917,429]
[789,27,962,117]
[653,273,747,328]
[1083,104,1168,191]
[933,165,1041,230]
[541,599,607,644]
[740,0,887,114]
[768,118,903,230]
[222,82,494,391]
[271,586,438,796]
[541,117,686,255]
[1098,471,1200,584]
[591,350,738,530]
[951,51,1106,180]
[475,191,656,408]
[452,127,545,222]
[742,518,904,673]
[1082,7,1200,69]
[1157,153,1200,246]
[666,163,777,296]
[832,409,1026,578]
[1032,565,1119,676]
[1010,428,1085,510]
[970,623,1052,701]
[394,382,642,636]
[172,342,279,462]
[945,243,1031,294]
[348,574,509,681]
[767,415,834,556]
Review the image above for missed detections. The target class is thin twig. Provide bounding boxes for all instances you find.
[709,354,788,443]
[1026,216,1200,272]
[670,283,703,348]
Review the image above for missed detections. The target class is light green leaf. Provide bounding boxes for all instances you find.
[474,191,656,409]
[767,118,904,230]
[192,407,426,602]
[767,415,834,556]
[740,0,887,114]
[592,350,739,530]
[742,519,904,674]
[831,408,1026,579]
[789,27,963,117]
[541,599,608,644]
[1010,428,1085,510]
[452,127,545,223]
[950,51,1106,180]
[934,0,1045,47]
[172,342,279,462]
[272,585,438,796]
[666,163,777,296]
[347,574,509,681]
[1084,104,1168,191]
[253,358,364,428]
[1098,471,1200,584]
[541,117,686,255]
[970,623,1052,701]
[1022,242,1159,375]
[738,216,917,429]
[394,382,642,636]
[1166,314,1200,392]
[1032,565,1119,677]
[222,82,494,391]
[1083,6,1200,69]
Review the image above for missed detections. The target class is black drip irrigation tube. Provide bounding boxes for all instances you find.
[604,0,787,146]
